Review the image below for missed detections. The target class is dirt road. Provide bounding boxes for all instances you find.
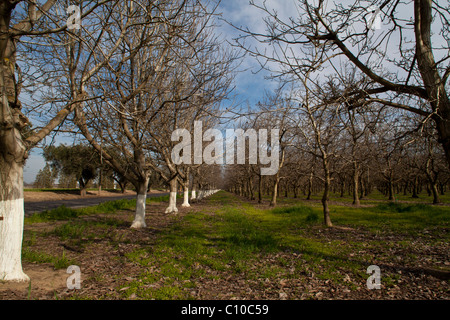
[24,191,168,216]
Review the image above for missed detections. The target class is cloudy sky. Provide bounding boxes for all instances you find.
[24,0,285,183]
[20,0,384,183]
[23,0,447,183]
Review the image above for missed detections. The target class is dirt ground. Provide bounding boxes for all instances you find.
[1,197,448,300]
[24,189,165,202]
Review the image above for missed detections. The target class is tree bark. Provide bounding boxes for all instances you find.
[248,177,254,200]
[352,161,360,206]
[414,0,450,169]
[412,176,419,198]
[0,1,29,282]
[431,182,440,204]
[322,158,333,227]
[182,184,190,207]
[270,178,279,207]
[425,158,440,204]
[388,174,395,201]
[0,156,29,282]
[258,174,262,203]
[306,171,313,200]
[79,178,88,197]
[131,178,149,228]
[165,178,178,214]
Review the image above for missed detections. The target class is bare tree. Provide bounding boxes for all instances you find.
[76,0,235,222]
[0,0,121,282]
[232,0,450,168]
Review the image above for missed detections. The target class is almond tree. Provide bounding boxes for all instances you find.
[0,0,120,282]
[76,0,235,221]
[292,75,344,227]
[234,0,450,168]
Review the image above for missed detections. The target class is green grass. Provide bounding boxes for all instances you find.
[329,202,450,234]
[25,199,136,224]
[273,189,450,205]
[24,196,176,224]
[24,188,121,193]
[50,217,124,240]
[116,191,449,299]
[22,248,76,269]
[21,189,449,299]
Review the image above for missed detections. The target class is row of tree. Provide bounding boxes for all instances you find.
[1,0,449,283]
[223,88,449,213]
[220,0,450,228]
[1,0,235,282]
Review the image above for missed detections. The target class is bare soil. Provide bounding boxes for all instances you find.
[1,196,448,300]
[24,189,165,202]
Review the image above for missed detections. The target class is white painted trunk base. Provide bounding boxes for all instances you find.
[196,189,220,201]
[165,192,178,214]
[182,188,190,207]
[131,194,147,228]
[0,198,30,282]
[190,190,196,200]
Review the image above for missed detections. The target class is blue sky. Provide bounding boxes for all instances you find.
[22,0,449,183]
[23,0,282,183]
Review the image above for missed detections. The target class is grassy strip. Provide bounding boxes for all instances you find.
[266,190,450,205]
[119,191,449,299]
[22,248,76,269]
[24,188,120,193]
[25,199,137,224]
[330,202,450,234]
[24,194,175,224]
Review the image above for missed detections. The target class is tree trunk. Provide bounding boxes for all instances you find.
[0,3,29,281]
[191,185,197,200]
[431,182,440,204]
[79,178,87,197]
[131,178,149,228]
[439,182,445,196]
[425,158,440,204]
[248,177,254,200]
[258,174,262,203]
[270,178,279,207]
[306,171,313,200]
[165,178,178,214]
[322,159,333,227]
[0,157,29,282]
[359,176,364,200]
[352,161,360,206]
[414,0,450,169]
[120,181,127,194]
[182,184,190,207]
[412,176,419,198]
[388,175,394,201]
[190,176,197,200]
[340,180,345,198]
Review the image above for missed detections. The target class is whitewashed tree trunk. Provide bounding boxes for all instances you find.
[0,159,29,282]
[165,178,178,214]
[190,183,197,200]
[131,178,149,228]
[182,185,190,207]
